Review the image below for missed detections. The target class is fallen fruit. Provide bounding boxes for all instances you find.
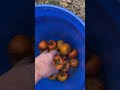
[59,53,67,60]
[53,55,63,70]
[48,40,57,50]
[70,58,79,67]
[49,75,57,80]
[38,40,79,82]
[62,61,70,72]
[69,49,77,59]
[57,72,68,82]
[57,40,64,49]
[38,40,48,51]
[60,43,71,55]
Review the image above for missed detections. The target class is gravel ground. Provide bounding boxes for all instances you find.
[35,0,85,21]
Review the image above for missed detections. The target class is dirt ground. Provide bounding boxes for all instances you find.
[35,0,85,21]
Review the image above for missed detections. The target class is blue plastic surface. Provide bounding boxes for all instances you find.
[35,5,85,90]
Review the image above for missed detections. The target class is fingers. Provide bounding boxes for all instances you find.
[42,50,48,54]
[49,50,58,57]
[35,50,48,61]
[43,66,58,78]
[45,50,58,62]
[53,69,58,75]
[35,50,59,79]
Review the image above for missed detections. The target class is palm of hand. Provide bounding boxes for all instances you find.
[35,50,58,83]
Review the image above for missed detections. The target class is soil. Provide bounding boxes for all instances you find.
[35,0,85,21]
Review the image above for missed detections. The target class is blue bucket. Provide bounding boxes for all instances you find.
[35,5,85,90]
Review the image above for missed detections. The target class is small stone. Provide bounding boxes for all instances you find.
[45,1,49,3]
[60,1,69,7]
[61,0,67,1]
[67,0,72,3]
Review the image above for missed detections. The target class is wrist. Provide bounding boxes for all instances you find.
[35,70,42,84]
[35,62,45,84]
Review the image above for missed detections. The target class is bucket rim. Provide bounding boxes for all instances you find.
[35,4,85,27]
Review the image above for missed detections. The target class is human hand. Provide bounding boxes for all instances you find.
[35,50,58,84]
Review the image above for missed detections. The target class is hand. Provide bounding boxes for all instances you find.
[35,50,58,84]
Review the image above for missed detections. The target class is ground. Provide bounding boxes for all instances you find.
[35,0,85,21]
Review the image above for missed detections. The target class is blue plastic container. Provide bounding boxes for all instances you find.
[35,5,85,90]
